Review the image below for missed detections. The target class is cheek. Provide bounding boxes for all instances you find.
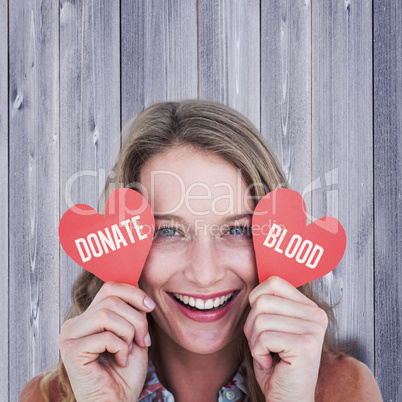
[225,245,258,285]
[139,242,258,292]
[139,244,184,292]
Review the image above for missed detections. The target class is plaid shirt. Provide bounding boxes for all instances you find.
[138,360,250,401]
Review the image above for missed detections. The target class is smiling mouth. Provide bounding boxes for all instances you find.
[172,292,235,311]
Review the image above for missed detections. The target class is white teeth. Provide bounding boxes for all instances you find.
[195,299,205,309]
[204,299,214,309]
[173,292,234,310]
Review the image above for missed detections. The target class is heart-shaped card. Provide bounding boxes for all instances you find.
[59,188,154,286]
[252,189,346,288]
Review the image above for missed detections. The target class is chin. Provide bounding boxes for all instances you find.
[153,315,245,357]
[179,327,239,354]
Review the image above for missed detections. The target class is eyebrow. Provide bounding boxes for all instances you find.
[154,214,187,224]
[221,214,253,224]
[154,213,252,224]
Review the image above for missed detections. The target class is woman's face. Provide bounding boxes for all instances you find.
[139,146,258,354]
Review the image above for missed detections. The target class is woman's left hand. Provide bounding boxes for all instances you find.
[243,276,328,402]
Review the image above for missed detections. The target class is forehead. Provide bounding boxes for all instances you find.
[139,147,254,217]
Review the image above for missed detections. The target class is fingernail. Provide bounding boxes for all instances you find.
[143,296,156,310]
[144,333,151,347]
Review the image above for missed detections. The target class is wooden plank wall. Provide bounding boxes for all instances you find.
[59,0,121,323]
[8,2,60,399]
[198,0,260,129]
[2,1,400,400]
[0,0,8,396]
[374,1,402,400]
[121,0,198,126]
[311,0,375,368]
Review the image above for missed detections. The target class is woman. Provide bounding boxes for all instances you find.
[21,100,382,401]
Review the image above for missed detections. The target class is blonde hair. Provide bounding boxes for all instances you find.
[41,100,339,401]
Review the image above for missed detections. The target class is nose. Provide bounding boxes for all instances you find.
[183,234,226,288]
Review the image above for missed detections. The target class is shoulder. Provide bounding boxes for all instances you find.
[20,372,65,402]
[316,354,383,401]
[20,374,46,401]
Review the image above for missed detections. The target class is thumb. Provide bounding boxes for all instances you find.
[123,341,149,391]
[253,355,274,388]
[253,354,273,371]
[127,340,148,366]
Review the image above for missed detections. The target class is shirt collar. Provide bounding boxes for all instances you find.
[138,360,249,401]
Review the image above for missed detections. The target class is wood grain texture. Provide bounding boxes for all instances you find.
[260,0,312,197]
[59,0,121,321]
[0,0,8,398]
[311,0,374,370]
[198,0,260,130]
[3,1,399,399]
[374,1,402,400]
[121,0,198,126]
[8,1,60,399]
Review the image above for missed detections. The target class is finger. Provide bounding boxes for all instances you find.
[60,331,130,369]
[249,276,315,308]
[250,330,323,368]
[246,314,326,348]
[244,296,328,338]
[92,297,150,347]
[91,282,155,313]
[61,305,149,348]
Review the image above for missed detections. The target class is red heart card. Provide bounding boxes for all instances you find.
[59,188,154,286]
[252,189,346,288]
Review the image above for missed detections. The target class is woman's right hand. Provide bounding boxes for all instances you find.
[57,281,155,401]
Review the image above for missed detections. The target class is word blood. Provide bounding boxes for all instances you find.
[263,224,324,269]
[75,216,148,263]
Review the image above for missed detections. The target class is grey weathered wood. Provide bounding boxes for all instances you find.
[4,1,400,399]
[198,0,260,130]
[121,0,198,126]
[8,1,60,399]
[59,0,121,321]
[311,0,374,370]
[0,0,8,399]
[260,0,312,198]
[374,1,402,400]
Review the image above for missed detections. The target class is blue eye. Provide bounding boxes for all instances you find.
[154,226,182,240]
[227,226,252,236]
[155,227,179,237]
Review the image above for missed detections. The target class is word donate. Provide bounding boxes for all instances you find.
[75,216,148,263]
[252,189,347,288]
[59,188,154,286]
